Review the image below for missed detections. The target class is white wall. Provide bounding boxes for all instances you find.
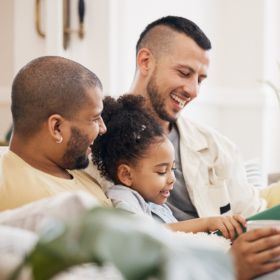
[107,0,280,177]
[262,0,280,174]
[0,0,280,177]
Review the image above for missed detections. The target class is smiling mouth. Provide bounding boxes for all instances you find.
[160,189,172,198]
[170,93,191,109]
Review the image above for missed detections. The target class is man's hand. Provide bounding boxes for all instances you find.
[231,227,280,280]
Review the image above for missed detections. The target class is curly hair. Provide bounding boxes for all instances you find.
[91,94,165,184]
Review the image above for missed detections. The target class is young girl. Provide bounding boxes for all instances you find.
[92,95,246,240]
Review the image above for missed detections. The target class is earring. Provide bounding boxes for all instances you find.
[56,135,63,144]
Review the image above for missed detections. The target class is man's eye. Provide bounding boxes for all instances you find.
[157,171,166,175]
[179,71,190,77]
[92,117,100,123]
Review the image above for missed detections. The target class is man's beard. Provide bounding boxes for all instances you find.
[147,74,177,123]
[62,127,90,170]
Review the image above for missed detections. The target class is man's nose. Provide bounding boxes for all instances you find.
[183,78,199,99]
[99,117,107,135]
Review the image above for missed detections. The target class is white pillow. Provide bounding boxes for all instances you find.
[0,225,123,280]
[0,191,100,233]
[0,225,37,280]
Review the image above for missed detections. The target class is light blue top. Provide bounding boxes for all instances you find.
[106,184,177,223]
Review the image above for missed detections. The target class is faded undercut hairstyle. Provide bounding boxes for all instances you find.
[136,15,211,57]
[92,95,165,184]
[11,56,102,136]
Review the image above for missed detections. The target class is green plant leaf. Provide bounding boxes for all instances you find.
[13,208,169,280]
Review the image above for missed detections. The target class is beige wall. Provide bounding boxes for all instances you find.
[0,0,14,86]
[0,0,14,141]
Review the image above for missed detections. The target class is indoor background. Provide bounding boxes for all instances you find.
[1,0,280,182]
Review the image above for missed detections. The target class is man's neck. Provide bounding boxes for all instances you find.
[158,118,172,135]
[10,136,72,179]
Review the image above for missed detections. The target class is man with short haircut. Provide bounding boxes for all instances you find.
[129,15,280,279]
[131,15,265,219]
[0,56,111,210]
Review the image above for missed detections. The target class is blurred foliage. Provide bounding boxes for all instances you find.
[11,207,170,280]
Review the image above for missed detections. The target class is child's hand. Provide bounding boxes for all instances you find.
[206,215,246,240]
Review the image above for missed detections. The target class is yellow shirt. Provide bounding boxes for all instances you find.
[261,181,280,208]
[0,150,112,211]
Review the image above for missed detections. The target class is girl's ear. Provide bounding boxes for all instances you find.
[117,164,133,187]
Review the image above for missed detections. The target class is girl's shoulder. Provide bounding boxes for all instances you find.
[107,185,152,216]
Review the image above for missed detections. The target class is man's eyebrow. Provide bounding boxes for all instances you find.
[93,107,103,116]
[177,64,194,72]
[91,112,102,119]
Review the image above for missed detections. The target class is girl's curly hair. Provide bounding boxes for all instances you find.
[91,94,164,184]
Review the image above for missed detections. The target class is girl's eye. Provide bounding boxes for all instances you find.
[171,167,177,172]
[157,171,167,175]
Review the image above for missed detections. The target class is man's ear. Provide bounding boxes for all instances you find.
[47,114,65,143]
[137,48,155,76]
[117,164,133,187]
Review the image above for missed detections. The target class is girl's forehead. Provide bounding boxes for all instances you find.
[140,138,175,162]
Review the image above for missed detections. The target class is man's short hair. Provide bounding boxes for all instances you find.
[11,56,102,136]
[136,15,211,55]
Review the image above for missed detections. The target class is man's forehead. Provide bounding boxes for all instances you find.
[79,87,104,113]
[85,86,103,101]
[165,35,210,69]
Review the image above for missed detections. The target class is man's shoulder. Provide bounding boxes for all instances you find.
[0,149,21,175]
[177,116,237,150]
[0,150,50,211]
[177,116,224,138]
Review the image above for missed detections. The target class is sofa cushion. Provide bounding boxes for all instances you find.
[0,191,100,232]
